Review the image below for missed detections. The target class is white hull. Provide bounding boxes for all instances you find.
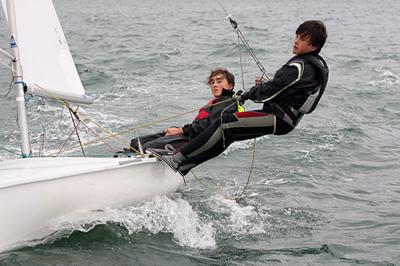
[0,156,184,252]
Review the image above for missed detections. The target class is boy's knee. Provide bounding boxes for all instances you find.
[221,112,238,123]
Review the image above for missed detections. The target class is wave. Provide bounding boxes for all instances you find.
[46,195,216,250]
[367,67,399,87]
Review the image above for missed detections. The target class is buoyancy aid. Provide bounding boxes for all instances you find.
[182,89,243,138]
[258,53,329,127]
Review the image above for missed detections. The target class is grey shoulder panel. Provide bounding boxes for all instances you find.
[260,61,304,103]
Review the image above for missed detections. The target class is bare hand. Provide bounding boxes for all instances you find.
[255,76,264,86]
[164,127,183,136]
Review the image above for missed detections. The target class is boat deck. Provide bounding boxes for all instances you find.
[0,156,156,188]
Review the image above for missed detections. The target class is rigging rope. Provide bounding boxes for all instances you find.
[50,95,256,200]
[33,84,133,155]
[0,60,12,71]
[27,76,256,200]
[237,35,246,91]
[184,96,256,200]
[33,82,237,156]
[219,3,270,81]
[5,76,14,97]
[39,99,46,157]
[176,4,264,199]
[68,106,86,157]
[48,97,237,156]
[189,137,256,200]
[0,47,14,60]
[0,145,21,156]
[56,119,81,157]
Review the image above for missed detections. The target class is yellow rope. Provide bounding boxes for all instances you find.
[33,84,141,155]
[189,138,256,200]
[91,98,237,141]
[33,84,256,199]
[47,96,236,155]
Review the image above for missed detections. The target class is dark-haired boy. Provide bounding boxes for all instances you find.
[159,20,329,175]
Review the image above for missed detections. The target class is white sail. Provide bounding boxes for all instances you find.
[1,0,93,104]
[0,0,185,253]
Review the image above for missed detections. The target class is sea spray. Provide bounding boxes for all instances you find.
[49,195,216,249]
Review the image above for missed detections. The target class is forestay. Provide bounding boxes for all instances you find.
[1,0,92,104]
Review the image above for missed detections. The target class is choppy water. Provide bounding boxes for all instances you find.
[1,0,400,265]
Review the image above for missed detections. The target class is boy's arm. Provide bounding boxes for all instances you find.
[182,98,235,137]
[164,127,183,135]
[244,62,303,102]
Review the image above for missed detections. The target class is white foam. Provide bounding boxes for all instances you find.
[49,195,216,249]
[368,68,399,86]
[210,195,269,237]
[261,178,289,185]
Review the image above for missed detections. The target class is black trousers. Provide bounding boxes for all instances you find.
[130,132,189,151]
[178,110,294,171]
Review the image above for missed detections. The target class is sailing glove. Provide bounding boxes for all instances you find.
[232,90,247,101]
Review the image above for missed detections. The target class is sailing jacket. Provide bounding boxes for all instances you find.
[244,52,329,127]
[182,89,240,139]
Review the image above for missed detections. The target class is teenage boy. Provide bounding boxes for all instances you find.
[130,68,242,152]
[157,20,329,176]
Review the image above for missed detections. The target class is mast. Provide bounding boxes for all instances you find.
[6,0,31,158]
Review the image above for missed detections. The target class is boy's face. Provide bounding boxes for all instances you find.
[208,74,233,97]
[292,34,318,55]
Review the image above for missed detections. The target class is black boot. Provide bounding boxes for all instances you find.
[147,149,186,175]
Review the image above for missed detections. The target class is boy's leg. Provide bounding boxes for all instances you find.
[130,132,164,151]
[175,110,276,174]
[142,134,189,150]
[223,111,276,140]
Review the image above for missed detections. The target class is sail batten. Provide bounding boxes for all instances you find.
[1,0,93,104]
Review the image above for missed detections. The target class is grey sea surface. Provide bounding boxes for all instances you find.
[1,0,400,265]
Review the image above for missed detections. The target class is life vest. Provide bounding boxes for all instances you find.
[237,101,245,112]
[194,94,244,121]
[194,98,216,120]
[297,55,329,114]
[269,54,329,127]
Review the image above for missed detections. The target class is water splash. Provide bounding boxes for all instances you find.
[49,195,216,249]
[367,68,399,87]
[210,196,269,238]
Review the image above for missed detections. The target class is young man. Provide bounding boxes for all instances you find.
[157,20,329,176]
[129,68,242,152]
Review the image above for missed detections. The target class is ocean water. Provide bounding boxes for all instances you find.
[0,0,400,265]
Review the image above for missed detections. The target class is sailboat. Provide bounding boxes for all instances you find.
[0,0,184,252]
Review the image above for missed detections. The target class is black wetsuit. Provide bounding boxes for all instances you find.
[182,90,238,139]
[130,89,239,151]
[176,52,329,174]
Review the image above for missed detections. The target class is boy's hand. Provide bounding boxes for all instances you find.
[164,127,183,136]
[232,90,244,101]
[255,76,266,85]
[233,90,248,104]
[241,91,250,100]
